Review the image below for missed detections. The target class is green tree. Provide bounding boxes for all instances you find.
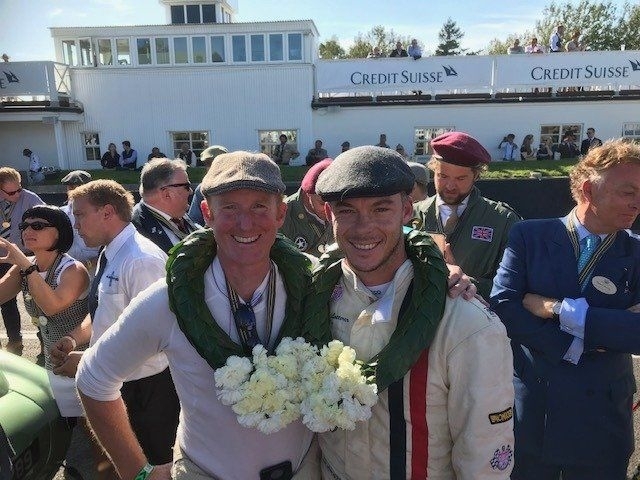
[347,34,373,58]
[486,31,534,55]
[435,18,465,56]
[345,25,413,58]
[319,37,346,59]
[618,2,640,51]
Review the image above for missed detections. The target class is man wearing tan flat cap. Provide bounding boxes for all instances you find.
[412,131,521,298]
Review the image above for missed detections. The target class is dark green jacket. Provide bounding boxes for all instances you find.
[412,186,521,298]
[280,188,333,256]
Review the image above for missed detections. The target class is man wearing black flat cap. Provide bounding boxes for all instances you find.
[311,145,514,478]
[412,131,521,298]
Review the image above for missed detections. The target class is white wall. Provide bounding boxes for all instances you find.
[0,122,57,171]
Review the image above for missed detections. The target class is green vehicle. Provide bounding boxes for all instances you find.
[0,351,71,480]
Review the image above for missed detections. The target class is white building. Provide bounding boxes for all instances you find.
[1,0,640,171]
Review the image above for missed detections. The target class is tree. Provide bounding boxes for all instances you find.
[618,2,640,51]
[486,31,534,55]
[345,25,413,58]
[319,37,346,59]
[347,34,373,59]
[435,18,465,56]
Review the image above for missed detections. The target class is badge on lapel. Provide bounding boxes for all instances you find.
[471,226,493,242]
[591,276,617,295]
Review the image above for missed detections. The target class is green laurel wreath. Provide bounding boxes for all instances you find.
[166,230,332,371]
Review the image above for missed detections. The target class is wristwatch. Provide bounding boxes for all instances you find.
[552,300,562,320]
[20,264,39,278]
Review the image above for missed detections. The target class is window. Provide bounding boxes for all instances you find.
[116,38,130,65]
[259,130,298,157]
[540,124,583,146]
[83,133,101,161]
[251,35,265,62]
[171,5,185,24]
[414,127,454,156]
[232,35,246,62]
[623,123,640,141]
[97,39,112,65]
[288,33,302,61]
[211,36,225,62]
[186,4,200,23]
[269,34,283,61]
[202,4,216,23]
[79,39,93,66]
[171,131,209,161]
[62,40,78,66]
[155,38,170,64]
[174,37,188,64]
[193,37,206,63]
[137,38,151,65]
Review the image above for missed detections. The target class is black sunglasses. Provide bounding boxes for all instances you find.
[161,182,191,191]
[19,221,55,231]
[233,304,261,352]
[2,187,22,196]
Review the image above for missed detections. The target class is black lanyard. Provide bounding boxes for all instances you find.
[566,213,615,286]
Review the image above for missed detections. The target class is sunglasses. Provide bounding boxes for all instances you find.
[161,182,192,191]
[1,187,22,196]
[18,221,55,231]
[233,304,261,352]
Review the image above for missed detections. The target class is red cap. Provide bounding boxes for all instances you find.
[301,158,333,194]
[431,132,491,167]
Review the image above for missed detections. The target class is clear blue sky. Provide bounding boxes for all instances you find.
[0,0,628,61]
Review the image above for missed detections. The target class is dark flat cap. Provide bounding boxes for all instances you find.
[431,132,491,167]
[201,151,285,197]
[407,162,429,186]
[341,141,350,148]
[316,146,415,201]
[301,158,332,194]
[61,170,92,185]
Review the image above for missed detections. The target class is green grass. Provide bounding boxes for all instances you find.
[41,158,579,185]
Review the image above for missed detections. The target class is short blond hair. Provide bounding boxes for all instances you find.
[68,179,134,222]
[569,138,640,203]
[0,167,21,185]
[426,157,488,176]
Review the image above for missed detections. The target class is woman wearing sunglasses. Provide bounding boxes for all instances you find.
[0,205,101,478]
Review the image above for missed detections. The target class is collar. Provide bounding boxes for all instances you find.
[563,211,607,241]
[211,255,273,307]
[435,192,470,215]
[143,201,177,222]
[104,223,136,263]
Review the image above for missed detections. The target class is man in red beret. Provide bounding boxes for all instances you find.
[280,159,334,255]
[412,131,521,298]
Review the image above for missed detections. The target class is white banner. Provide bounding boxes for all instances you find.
[494,50,640,88]
[316,56,493,93]
[0,62,51,95]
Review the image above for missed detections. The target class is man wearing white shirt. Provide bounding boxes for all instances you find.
[75,153,328,480]
[549,24,565,52]
[23,148,45,185]
[51,179,178,467]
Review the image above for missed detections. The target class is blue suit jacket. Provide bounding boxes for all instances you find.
[490,218,640,467]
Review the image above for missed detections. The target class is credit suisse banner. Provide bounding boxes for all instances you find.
[495,50,640,88]
[316,56,493,93]
[0,62,52,96]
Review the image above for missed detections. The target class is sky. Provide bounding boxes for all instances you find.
[0,0,629,61]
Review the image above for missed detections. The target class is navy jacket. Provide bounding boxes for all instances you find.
[490,218,640,467]
[131,203,190,254]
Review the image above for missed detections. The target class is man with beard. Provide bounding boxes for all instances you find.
[310,146,514,478]
[412,132,520,298]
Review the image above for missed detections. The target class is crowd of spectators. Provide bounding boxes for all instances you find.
[496,128,601,161]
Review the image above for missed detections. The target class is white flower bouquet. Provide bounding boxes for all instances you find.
[214,337,378,434]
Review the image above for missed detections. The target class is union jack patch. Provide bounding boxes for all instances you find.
[471,226,494,242]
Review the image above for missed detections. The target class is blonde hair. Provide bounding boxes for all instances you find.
[569,138,640,203]
[0,167,21,185]
[68,179,134,222]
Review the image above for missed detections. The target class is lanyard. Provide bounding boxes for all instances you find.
[225,262,276,353]
[148,208,193,240]
[566,213,616,286]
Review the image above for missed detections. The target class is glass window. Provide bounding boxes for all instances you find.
[192,37,206,63]
[288,33,302,61]
[83,133,101,161]
[269,34,283,61]
[155,38,170,64]
[171,5,185,24]
[137,38,151,65]
[540,124,582,146]
[186,4,200,23]
[171,131,209,164]
[79,39,93,66]
[97,39,112,66]
[259,130,297,158]
[211,36,225,62]
[62,40,77,66]
[202,4,216,23]
[414,127,454,156]
[116,38,130,65]
[251,35,265,62]
[232,35,246,62]
[623,123,640,139]
[174,37,188,64]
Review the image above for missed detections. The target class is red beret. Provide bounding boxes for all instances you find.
[301,158,333,194]
[431,132,491,167]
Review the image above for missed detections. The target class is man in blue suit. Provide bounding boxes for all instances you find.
[491,138,640,479]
